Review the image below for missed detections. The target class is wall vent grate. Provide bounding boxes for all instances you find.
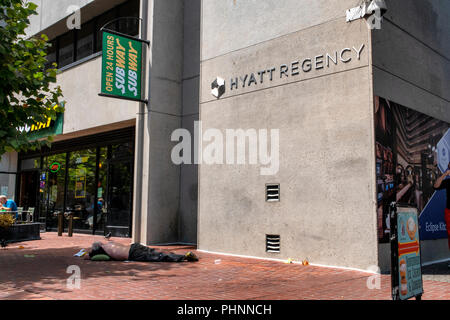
[266,184,280,202]
[266,234,280,253]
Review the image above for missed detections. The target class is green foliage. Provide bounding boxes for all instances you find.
[0,0,64,156]
[0,213,15,229]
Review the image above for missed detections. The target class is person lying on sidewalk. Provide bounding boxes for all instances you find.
[83,241,199,262]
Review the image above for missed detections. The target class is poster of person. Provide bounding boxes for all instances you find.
[375,96,450,243]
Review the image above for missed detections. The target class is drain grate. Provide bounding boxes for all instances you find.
[266,234,280,253]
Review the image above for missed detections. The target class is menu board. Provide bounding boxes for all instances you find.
[396,207,424,300]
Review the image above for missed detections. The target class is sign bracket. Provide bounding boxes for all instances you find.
[98,92,148,104]
[99,16,150,46]
[99,27,150,46]
[98,20,149,103]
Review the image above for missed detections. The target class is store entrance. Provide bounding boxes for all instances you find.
[17,158,41,218]
[41,154,67,231]
[105,160,133,237]
[18,132,135,237]
[18,170,39,211]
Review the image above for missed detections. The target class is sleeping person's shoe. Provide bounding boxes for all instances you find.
[185,251,199,262]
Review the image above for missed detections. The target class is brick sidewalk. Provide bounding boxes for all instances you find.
[0,233,449,300]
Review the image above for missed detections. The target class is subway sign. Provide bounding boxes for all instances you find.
[100,30,143,102]
[18,112,64,141]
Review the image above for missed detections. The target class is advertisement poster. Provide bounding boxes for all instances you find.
[50,185,58,203]
[397,207,423,300]
[75,168,86,199]
[375,96,450,243]
[39,172,46,193]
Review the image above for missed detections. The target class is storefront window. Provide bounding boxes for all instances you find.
[19,132,135,236]
[106,144,133,237]
[111,142,133,160]
[40,154,66,230]
[0,173,16,198]
[66,149,97,232]
[21,158,41,171]
[96,147,108,232]
[18,157,40,210]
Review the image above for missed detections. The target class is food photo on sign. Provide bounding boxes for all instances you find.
[395,207,423,300]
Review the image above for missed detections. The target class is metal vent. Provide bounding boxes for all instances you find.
[266,234,280,253]
[266,184,280,202]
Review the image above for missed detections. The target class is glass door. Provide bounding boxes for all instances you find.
[105,143,133,237]
[105,160,133,237]
[18,158,40,210]
[40,154,66,230]
[95,147,108,234]
[65,149,97,233]
[18,171,39,210]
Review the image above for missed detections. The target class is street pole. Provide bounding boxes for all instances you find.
[132,0,148,243]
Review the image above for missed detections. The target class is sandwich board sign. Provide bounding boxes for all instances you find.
[389,203,424,300]
[99,29,147,103]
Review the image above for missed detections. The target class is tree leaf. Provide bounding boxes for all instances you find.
[0,0,64,153]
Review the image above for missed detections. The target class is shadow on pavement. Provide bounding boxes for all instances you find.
[421,261,450,283]
[0,241,199,299]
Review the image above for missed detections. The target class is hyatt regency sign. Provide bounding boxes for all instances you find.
[212,44,365,98]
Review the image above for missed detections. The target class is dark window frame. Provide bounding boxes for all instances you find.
[45,0,140,71]
[57,30,76,68]
[75,19,95,60]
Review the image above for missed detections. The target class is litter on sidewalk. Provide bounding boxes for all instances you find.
[74,249,87,257]
[285,258,294,264]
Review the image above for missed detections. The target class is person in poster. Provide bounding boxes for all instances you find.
[433,162,450,267]
[374,96,450,244]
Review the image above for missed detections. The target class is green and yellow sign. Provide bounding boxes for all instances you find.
[20,112,64,141]
[100,31,143,101]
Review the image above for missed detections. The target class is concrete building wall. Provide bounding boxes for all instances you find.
[55,56,139,137]
[373,0,450,122]
[26,0,93,36]
[198,0,377,270]
[201,0,366,61]
[372,0,450,270]
[26,0,126,38]
[22,0,200,245]
[133,0,200,245]
[179,0,201,244]
[135,0,185,245]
